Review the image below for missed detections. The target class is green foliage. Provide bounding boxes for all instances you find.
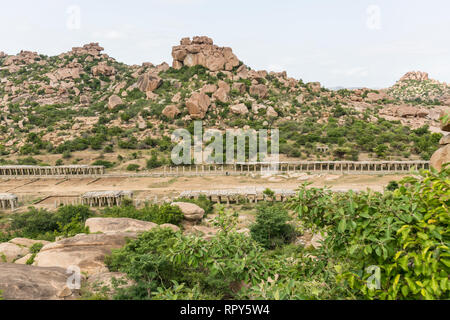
[126,164,140,172]
[102,203,184,226]
[287,166,450,300]
[106,227,267,300]
[92,160,115,168]
[250,204,297,249]
[4,205,93,241]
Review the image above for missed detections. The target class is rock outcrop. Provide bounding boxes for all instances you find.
[186,92,211,119]
[85,218,158,234]
[136,73,163,93]
[0,264,80,300]
[162,105,181,119]
[171,36,240,72]
[108,94,123,109]
[171,202,205,222]
[430,110,450,170]
[400,71,429,82]
[0,243,29,263]
[33,233,137,276]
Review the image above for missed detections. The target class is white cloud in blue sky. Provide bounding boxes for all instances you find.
[0,0,449,88]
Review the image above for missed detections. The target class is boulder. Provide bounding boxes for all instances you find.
[249,84,268,98]
[440,110,450,131]
[92,62,116,77]
[200,84,218,94]
[162,105,181,119]
[171,202,205,222]
[0,264,80,300]
[33,233,137,276]
[266,106,278,118]
[136,73,162,92]
[430,144,450,171]
[232,82,246,94]
[108,95,123,109]
[171,36,240,72]
[230,103,249,115]
[0,243,29,263]
[440,134,450,145]
[85,218,158,234]
[212,87,229,103]
[186,92,211,119]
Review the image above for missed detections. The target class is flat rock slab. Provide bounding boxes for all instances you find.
[33,233,137,276]
[85,217,158,234]
[0,263,80,300]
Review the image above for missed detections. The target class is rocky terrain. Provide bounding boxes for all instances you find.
[0,37,449,168]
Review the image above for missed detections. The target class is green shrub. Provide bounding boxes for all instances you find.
[250,204,297,249]
[102,203,183,226]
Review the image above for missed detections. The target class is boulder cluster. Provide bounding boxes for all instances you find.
[399,71,429,82]
[172,36,240,72]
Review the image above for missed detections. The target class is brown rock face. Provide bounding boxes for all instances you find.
[171,202,205,222]
[108,95,123,109]
[92,62,116,77]
[0,264,80,300]
[440,110,450,131]
[249,84,268,98]
[136,73,163,93]
[430,144,450,171]
[230,103,249,115]
[162,105,181,119]
[33,233,137,276]
[186,92,211,119]
[85,218,158,234]
[171,36,240,72]
[400,71,429,82]
[0,243,29,263]
[431,110,450,170]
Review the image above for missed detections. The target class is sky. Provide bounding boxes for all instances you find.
[0,0,449,88]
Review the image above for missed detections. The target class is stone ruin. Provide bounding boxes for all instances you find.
[171,36,240,72]
[81,191,133,207]
[0,193,18,210]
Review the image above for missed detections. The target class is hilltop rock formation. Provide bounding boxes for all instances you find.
[400,71,429,82]
[171,36,240,72]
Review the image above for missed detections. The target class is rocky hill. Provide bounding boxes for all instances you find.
[0,37,448,168]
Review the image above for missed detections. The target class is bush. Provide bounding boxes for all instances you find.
[106,228,267,300]
[250,204,297,249]
[5,205,93,241]
[102,203,184,226]
[126,164,140,172]
[287,165,450,300]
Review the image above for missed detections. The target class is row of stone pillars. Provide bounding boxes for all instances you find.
[0,166,105,176]
[160,161,430,176]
